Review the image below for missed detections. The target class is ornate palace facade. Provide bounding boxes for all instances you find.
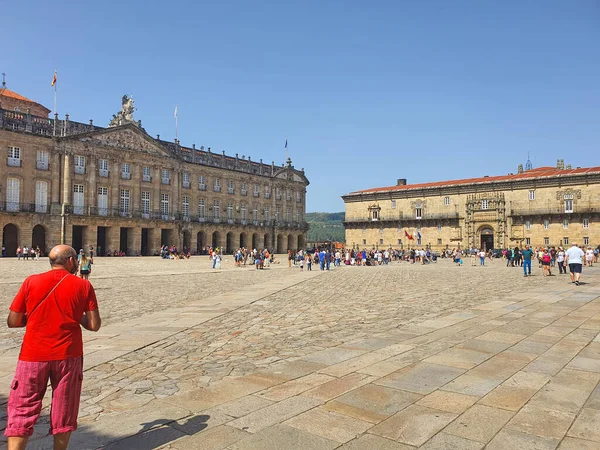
[0,85,309,256]
[343,163,600,251]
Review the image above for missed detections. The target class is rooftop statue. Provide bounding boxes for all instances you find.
[108,95,137,127]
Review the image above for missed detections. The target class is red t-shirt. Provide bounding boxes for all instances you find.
[10,269,98,362]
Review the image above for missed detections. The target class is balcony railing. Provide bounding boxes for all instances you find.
[121,172,131,180]
[213,217,221,223]
[265,193,271,199]
[142,174,152,182]
[8,157,22,167]
[241,190,247,196]
[227,218,234,224]
[344,212,461,224]
[228,188,234,194]
[276,194,282,200]
[161,177,171,185]
[74,166,85,175]
[182,180,190,188]
[253,191,259,197]
[510,205,600,216]
[36,160,48,170]
[214,186,221,192]
[0,202,50,213]
[199,184,206,191]
[99,169,109,177]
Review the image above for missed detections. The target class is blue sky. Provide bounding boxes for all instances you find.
[3,1,599,212]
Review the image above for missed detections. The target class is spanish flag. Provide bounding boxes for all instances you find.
[51,71,57,87]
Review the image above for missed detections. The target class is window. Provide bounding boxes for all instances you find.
[161,169,170,185]
[227,202,234,222]
[275,205,281,221]
[141,191,150,216]
[362,227,366,233]
[142,166,151,182]
[35,181,48,213]
[563,237,569,245]
[296,191,301,202]
[529,190,535,201]
[583,219,589,229]
[276,187,281,200]
[228,180,234,194]
[253,184,260,197]
[213,200,220,221]
[415,207,422,219]
[544,237,549,246]
[264,206,270,222]
[371,209,379,220]
[73,184,84,215]
[391,200,396,209]
[182,172,190,188]
[584,237,589,246]
[98,187,108,216]
[379,227,383,234]
[99,159,109,177]
[161,193,170,218]
[286,207,291,221]
[74,155,85,174]
[398,239,402,245]
[214,178,221,192]
[198,199,205,221]
[544,219,550,230]
[564,199,573,213]
[265,185,271,199]
[6,178,20,211]
[444,196,450,206]
[241,204,247,223]
[121,163,131,179]
[437,224,442,232]
[8,146,21,167]
[563,219,569,229]
[36,150,49,170]
[182,195,190,218]
[380,239,384,245]
[481,199,488,210]
[363,239,366,245]
[437,238,442,245]
[295,211,300,223]
[525,220,531,230]
[252,206,258,224]
[525,237,531,245]
[199,175,206,190]
[120,189,130,215]
[286,189,291,201]
[241,182,247,196]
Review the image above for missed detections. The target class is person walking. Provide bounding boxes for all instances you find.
[556,247,566,274]
[4,245,101,450]
[522,245,533,277]
[565,243,585,286]
[478,249,486,266]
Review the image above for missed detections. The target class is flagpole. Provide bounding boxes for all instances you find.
[174,105,178,141]
[53,70,57,137]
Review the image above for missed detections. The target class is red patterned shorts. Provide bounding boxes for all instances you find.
[4,357,83,437]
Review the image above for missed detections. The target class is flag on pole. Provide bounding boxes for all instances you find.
[51,70,57,87]
[417,231,422,240]
[174,105,178,118]
[285,139,288,149]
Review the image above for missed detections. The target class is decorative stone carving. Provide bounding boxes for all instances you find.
[556,189,581,200]
[108,95,138,127]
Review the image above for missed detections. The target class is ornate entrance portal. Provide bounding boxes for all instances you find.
[480,227,494,251]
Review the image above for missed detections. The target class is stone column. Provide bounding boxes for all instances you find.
[62,153,72,205]
[149,228,161,255]
[106,226,121,253]
[87,158,96,209]
[86,224,98,253]
[128,226,142,256]
[111,161,120,212]
[51,152,61,203]
[132,165,141,211]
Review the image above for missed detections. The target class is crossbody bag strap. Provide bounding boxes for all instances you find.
[27,274,69,319]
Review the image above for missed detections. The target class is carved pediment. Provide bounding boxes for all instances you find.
[75,126,170,156]
[273,168,309,185]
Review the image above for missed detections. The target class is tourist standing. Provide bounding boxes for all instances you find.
[522,245,533,276]
[478,249,485,266]
[4,245,101,450]
[79,253,92,280]
[565,243,585,286]
[556,247,566,274]
[585,247,594,267]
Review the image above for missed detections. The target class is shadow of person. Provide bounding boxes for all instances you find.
[101,414,210,450]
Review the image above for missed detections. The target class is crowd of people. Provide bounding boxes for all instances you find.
[13,246,43,261]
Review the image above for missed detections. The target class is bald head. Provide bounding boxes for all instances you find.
[49,245,77,268]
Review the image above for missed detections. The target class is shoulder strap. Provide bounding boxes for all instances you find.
[27,274,69,319]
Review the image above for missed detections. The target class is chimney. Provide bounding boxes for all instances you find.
[397,179,407,186]
[89,119,94,126]
[556,159,564,170]
[517,164,523,174]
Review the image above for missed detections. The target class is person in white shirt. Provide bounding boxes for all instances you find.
[478,250,486,266]
[585,247,594,267]
[565,243,585,285]
[556,248,566,274]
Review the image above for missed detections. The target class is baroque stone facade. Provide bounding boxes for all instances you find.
[0,88,309,256]
[343,164,600,251]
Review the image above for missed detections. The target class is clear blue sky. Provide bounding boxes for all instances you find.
[3,1,599,212]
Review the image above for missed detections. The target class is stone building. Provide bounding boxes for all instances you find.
[0,84,309,256]
[343,162,600,251]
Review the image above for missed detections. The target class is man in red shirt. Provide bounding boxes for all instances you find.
[5,245,101,450]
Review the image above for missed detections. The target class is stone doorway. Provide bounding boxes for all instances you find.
[479,227,494,251]
[2,223,19,256]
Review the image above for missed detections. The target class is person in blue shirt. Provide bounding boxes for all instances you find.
[318,250,326,271]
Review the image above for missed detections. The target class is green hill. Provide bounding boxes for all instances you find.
[306,212,345,242]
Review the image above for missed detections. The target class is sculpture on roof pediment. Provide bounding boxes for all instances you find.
[108,95,138,127]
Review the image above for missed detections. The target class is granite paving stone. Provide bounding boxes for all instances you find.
[225,424,339,450]
[283,407,372,443]
[567,408,600,442]
[337,433,415,450]
[375,362,466,395]
[506,405,576,440]
[443,404,515,443]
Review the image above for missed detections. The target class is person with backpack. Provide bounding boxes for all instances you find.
[541,248,552,277]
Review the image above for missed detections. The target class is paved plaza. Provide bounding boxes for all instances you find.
[1,255,600,449]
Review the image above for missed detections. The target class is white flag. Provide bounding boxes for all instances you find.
[174,105,178,118]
